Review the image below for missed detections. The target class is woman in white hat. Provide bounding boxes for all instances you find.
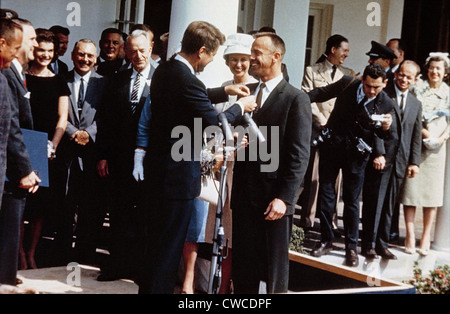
[215,33,258,112]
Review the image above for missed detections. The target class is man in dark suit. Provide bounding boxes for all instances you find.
[136,21,256,294]
[308,64,394,267]
[231,32,312,294]
[362,60,422,260]
[49,25,70,77]
[96,28,125,77]
[96,29,157,281]
[54,39,108,266]
[0,18,40,285]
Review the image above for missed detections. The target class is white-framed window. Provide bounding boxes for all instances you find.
[116,0,146,34]
[305,3,334,67]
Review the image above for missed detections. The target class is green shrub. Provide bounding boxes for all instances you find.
[290,225,305,253]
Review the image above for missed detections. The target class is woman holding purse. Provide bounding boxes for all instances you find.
[401,53,449,256]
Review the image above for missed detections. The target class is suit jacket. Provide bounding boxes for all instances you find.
[308,76,395,161]
[1,65,33,187]
[144,57,242,200]
[302,61,355,131]
[0,73,12,206]
[95,57,124,77]
[49,58,69,78]
[97,65,155,177]
[59,70,108,174]
[383,81,422,179]
[231,79,312,216]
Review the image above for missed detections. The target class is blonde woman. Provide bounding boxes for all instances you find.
[401,53,450,256]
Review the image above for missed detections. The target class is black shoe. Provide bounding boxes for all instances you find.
[345,249,359,267]
[311,242,333,257]
[361,248,378,259]
[376,247,397,260]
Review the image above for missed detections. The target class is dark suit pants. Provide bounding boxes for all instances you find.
[362,165,403,250]
[318,145,367,250]
[232,203,293,294]
[0,193,26,285]
[138,198,194,294]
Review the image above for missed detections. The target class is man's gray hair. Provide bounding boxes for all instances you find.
[126,29,150,47]
[72,38,97,51]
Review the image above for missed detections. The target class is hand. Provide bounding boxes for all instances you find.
[18,171,41,194]
[97,159,109,177]
[407,165,419,178]
[133,148,146,182]
[47,140,56,159]
[239,95,256,113]
[381,114,392,131]
[224,84,250,97]
[71,130,90,146]
[373,155,386,171]
[234,132,248,148]
[264,198,287,221]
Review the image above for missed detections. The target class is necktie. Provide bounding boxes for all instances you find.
[331,65,337,80]
[78,77,85,111]
[131,73,141,114]
[131,73,141,103]
[255,83,266,113]
[400,93,405,117]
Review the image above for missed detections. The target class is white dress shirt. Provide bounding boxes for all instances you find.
[254,73,284,109]
[129,64,151,102]
[73,70,92,106]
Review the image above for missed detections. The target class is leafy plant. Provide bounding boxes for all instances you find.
[406,261,450,294]
[290,225,305,254]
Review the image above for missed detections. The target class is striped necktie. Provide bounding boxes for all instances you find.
[130,73,141,113]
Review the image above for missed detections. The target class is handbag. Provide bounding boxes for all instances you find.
[198,175,220,206]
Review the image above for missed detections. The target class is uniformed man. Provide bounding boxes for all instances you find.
[299,34,355,230]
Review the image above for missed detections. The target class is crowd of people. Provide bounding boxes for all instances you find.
[0,7,448,295]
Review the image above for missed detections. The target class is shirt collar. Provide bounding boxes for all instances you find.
[394,81,409,98]
[357,83,376,104]
[74,70,92,83]
[324,59,336,71]
[12,59,23,78]
[131,63,151,80]
[174,54,195,75]
[260,73,284,93]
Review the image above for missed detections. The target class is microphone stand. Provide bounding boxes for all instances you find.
[208,114,234,294]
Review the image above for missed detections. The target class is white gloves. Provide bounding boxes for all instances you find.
[133,148,146,181]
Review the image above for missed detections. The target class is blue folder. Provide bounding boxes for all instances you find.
[18,128,49,187]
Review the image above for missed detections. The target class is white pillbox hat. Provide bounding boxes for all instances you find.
[223,33,255,59]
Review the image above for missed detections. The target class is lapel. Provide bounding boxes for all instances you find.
[253,79,287,118]
[318,62,333,84]
[11,63,27,91]
[66,70,80,123]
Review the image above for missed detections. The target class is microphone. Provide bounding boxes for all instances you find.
[218,112,234,144]
[243,113,266,143]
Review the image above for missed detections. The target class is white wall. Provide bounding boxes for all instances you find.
[273,0,311,89]
[2,0,118,68]
[168,0,240,88]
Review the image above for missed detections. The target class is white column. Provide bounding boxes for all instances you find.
[273,0,310,89]
[432,142,450,252]
[167,0,240,88]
